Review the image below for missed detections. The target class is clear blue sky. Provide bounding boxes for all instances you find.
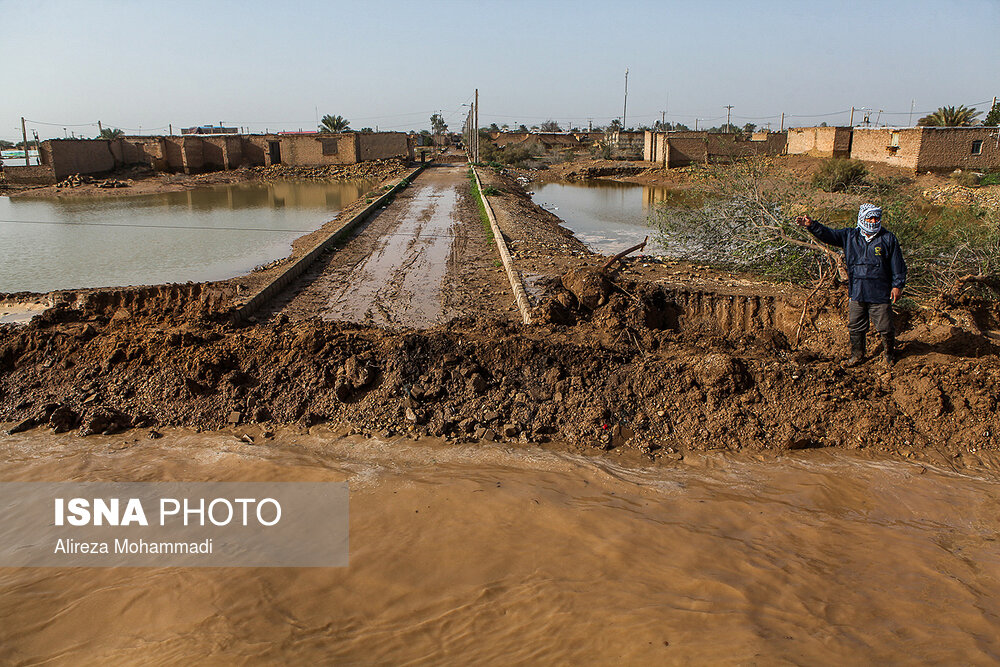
[1,0,997,142]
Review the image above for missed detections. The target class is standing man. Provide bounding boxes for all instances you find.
[796,204,906,366]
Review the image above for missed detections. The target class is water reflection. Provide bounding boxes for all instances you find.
[0,180,373,293]
[531,180,697,254]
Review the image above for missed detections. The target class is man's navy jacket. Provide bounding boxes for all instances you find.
[806,221,907,304]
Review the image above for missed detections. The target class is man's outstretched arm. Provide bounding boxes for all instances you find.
[795,215,847,248]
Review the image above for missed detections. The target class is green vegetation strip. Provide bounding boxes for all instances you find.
[467,168,495,243]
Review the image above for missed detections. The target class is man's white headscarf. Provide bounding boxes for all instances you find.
[857,203,882,236]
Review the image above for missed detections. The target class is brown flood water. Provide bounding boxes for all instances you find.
[2,429,1000,664]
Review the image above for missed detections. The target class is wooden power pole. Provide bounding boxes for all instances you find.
[21,117,29,165]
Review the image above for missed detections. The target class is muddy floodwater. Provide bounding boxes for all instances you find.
[531,180,697,255]
[2,428,999,664]
[0,180,372,293]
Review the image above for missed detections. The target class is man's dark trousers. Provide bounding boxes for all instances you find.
[848,300,893,336]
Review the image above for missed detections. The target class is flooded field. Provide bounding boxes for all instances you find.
[0,180,372,293]
[530,180,697,255]
[2,427,1000,664]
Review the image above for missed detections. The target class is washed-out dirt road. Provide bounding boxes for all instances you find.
[269,161,517,327]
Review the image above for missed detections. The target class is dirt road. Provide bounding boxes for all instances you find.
[270,161,516,327]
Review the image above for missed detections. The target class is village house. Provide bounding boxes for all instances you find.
[850,126,1000,173]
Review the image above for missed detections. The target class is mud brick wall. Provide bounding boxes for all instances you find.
[44,140,117,179]
[850,128,921,170]
[280,134,356,166]
[163,137,185,171]
[914,127,1000,172]
[181,137,205,173]
[664,132,708,166]
[704,133,786,162]
[356,132,410,161]
[243,136,269,166]
[787,127,852,157]
[114,137,170,170]
[644,131,669,164]
[200,137,227,170]
[1,164,57,184]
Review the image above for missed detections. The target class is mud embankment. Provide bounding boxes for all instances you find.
[2,271,999,470]
[3,158,999,470]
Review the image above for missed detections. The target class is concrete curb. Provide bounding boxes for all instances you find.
[232,163,427,322]
[471,165,532,325]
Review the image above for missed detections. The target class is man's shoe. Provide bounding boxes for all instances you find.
[844,333,866,367]
[882,333,896,366]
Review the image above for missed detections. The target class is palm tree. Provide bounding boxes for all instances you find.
[917,105,981,127]
[98,128,125,139]
[318,114,350,133]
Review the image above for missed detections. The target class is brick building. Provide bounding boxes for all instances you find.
[850,127,1000,172]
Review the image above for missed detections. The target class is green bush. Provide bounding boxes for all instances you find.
[812,159,868,192]
[981,172,1000,187]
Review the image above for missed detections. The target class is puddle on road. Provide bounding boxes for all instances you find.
[2,428,1000,663]
[322,183,458,328]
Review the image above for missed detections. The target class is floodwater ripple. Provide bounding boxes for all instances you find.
[1,429,999,664]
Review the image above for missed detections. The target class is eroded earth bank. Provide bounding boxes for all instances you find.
[2,158,999,472]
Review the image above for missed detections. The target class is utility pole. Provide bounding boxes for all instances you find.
[97,120,103,135]
[695,118,699,131]
[875,109,883,127]
[909,99,915,127]
[724,105,734,132]
[780,112,785,131]
[21,117,29,165]
[849,107,855,126]
[622,68,629,131]
[474,88,479,163]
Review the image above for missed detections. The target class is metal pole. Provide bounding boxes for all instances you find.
[622,68,629,131]
[21,117,29,165]
[725,105,733,132]
[474,88,479,163]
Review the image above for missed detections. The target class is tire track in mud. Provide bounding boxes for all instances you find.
[271,163,512,327]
